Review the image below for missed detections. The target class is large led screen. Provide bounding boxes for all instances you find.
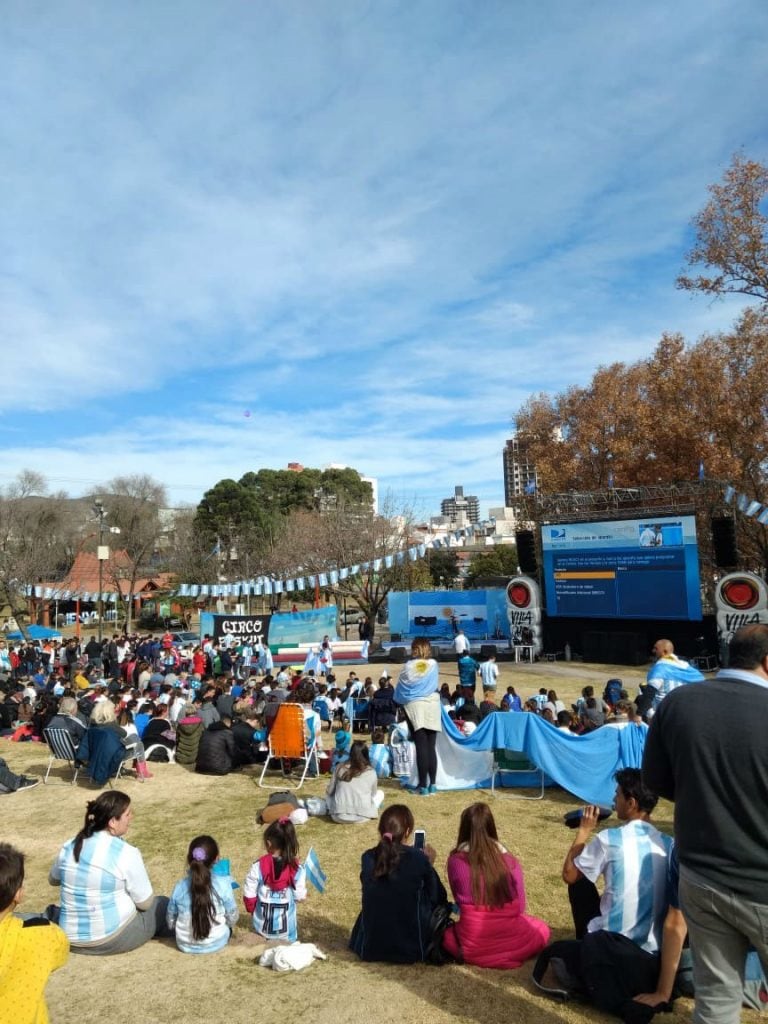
[541,515,702,620]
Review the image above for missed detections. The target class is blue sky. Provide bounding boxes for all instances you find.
[2,1,766,517]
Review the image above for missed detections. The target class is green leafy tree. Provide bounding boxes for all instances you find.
[238,467,372,515]
[426,548,460,588]
[463,546,519,589]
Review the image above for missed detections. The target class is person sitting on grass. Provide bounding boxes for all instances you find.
[534,769,672,1022]
[167,835,238,954]
[0,842,69,1024]
[195,716,236,775]
[368,727,392,778]
[331,729,352,771]
[442,802,550,968]
[325,739,384,823]
[501,686,522,712]
[49,791,171,955]
[349,804,450,964]
[243,818,307,944]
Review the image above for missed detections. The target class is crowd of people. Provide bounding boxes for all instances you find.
[2,624,767,1024]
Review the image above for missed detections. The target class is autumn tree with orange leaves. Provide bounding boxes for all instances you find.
[514,153,768,570]
[677,152,768,304]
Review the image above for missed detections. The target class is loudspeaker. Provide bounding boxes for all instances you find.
[515,530,538,574]
[711,516,738,568]
[390,646,407,663]
[480,644,497,659]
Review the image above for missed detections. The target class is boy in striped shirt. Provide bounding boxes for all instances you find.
[548,769,673,1019]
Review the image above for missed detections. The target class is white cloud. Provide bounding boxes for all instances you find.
[1,0,767,514]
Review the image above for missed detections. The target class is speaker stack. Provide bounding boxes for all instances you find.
[515,530,538,574]
[711,516,738,568]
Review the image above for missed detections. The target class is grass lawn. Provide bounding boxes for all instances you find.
[0,660,731,1024]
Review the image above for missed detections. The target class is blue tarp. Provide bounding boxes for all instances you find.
[6,625,62,640]
[434,709,647,805]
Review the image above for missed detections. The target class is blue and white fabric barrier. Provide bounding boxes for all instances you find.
[413,709,647,805]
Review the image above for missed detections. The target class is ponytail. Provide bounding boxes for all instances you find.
[372,805,414,879]
[263,819,299,873]
[73,791,131,863]
[187,835,219,941]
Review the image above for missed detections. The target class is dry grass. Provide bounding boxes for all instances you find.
[1,660,714,1024]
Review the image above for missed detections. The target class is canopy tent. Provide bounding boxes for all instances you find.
[402,709,647,806]
[6,625,63,641]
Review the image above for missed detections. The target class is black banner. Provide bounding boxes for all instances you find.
[212,614,271,642]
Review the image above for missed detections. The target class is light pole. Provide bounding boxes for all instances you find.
[93,501,106,643]
[92,502,120,643]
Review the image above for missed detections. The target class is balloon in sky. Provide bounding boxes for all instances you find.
[244,410,252,417]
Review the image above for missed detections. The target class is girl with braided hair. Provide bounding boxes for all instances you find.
[167,836,238,953]
[49,791,170,954]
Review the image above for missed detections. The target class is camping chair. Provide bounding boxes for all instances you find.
[491,749,545,800]
[43,727,82,784]
[349,697,370,733]
[144,743,176,763]
[258,703,317,790]
[76,727,137,788]
[312,699,333,732]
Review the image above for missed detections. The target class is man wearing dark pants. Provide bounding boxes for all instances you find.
[540,769,673,1020]
[643,624,768,1024]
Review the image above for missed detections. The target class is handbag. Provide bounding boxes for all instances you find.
[425,902,462,965]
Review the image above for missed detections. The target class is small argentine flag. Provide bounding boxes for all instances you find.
[304,847,327,894]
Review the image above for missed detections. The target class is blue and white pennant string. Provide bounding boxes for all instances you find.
[174,517,498,596]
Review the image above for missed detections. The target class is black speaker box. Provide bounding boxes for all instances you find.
[711,516,738,568]
[515,530,538,574]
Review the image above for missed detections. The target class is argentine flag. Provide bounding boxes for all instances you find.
[304,847,327,894]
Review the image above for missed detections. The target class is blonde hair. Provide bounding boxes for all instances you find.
[410,637,432,659]
[90,701,117,725]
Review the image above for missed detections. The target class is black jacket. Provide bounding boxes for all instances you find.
[195,721,236,775]
[349,845,448,963]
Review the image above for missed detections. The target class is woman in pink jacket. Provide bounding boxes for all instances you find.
[442,802,550,968]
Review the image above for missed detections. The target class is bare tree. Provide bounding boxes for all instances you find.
[0,471,73,634]
[100,475,167,632]
[269,496,417,642]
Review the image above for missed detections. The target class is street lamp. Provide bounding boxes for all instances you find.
[93,501,106,643]
[92,501,120,643]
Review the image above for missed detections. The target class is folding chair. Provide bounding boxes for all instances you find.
[43,727,82,784]
[258,704,317,790]
[491,748,545,800]
[144,743,176,763]
[77,727,137,788]
[349,697,370,733]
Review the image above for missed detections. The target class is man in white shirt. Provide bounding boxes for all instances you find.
[535,768,673,1019]
[454,628,469,663]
